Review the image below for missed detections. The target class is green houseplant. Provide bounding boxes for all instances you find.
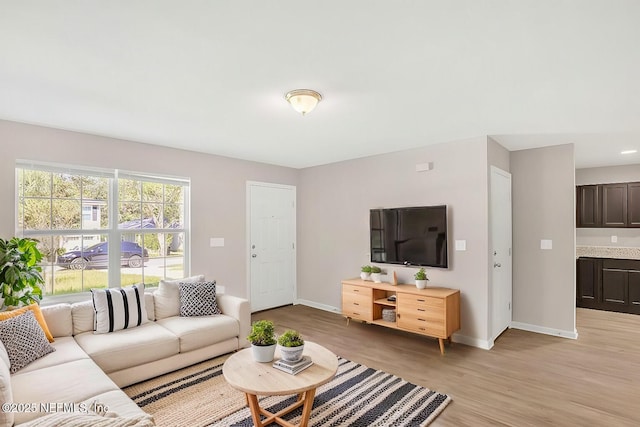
[370,265,383,283]
[414,267,428,289]
[360,265,372,281]
[277,329,305,362]
[0,237,45,310]
[247,320,277,362]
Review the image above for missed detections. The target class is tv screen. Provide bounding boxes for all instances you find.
[370,205,448,268]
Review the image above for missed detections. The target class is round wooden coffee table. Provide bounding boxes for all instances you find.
[223,341,338,427]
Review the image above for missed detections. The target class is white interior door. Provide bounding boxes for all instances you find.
[248,182,296,312]
[490,166,513,342]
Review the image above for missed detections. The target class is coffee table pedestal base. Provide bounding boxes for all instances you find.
[246,388,316,427]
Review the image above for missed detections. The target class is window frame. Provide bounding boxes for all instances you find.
[15,160,190,298]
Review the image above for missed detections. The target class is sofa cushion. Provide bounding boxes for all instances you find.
[17,336,90,374]
[11,359,120,425]
[0,341,12,427]
[92,284,148,334]
[179,281,221,317]
[72,300,95,335]
[154,275,204,320]
[0,310,55,373]
[144,292,155,321]
[0,303,54,342]
[74,322,179,373]
[156,314,239,353]
[41,303,73,338]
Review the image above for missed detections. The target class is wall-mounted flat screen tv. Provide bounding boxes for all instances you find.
[370,205,448,268]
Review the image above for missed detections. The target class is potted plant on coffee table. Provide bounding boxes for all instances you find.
[360,265,372,281]
[415,267,428,289]
[247,320,277,362]
[277,329,305,362]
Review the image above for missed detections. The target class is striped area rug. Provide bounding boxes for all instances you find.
[124,354,451,427]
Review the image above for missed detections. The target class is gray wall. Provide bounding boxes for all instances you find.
[298,136,492,346]
[0,120,298,298]
[576,164,640,247]
[511,144,576,336]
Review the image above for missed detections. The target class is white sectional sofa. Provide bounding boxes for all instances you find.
[1,289,250,426]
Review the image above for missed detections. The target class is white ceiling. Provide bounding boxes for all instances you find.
[1,1,639,169]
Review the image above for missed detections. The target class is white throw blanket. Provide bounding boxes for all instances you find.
[21,412,155,427]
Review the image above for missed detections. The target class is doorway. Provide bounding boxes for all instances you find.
[490,166,513,343]
[246,181,296,312]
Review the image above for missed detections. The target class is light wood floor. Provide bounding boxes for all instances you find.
[252,305,640,427]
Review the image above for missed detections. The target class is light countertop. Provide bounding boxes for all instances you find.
[576,245,640,260]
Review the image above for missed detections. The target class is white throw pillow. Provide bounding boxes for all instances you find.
[91,284,148,334]
[153,275,204,319]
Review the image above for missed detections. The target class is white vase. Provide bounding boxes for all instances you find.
[371,273,382,283]
[360,272,371,281]
[251,344,276,363]
[415,280,428,289]
[279,344,304,362]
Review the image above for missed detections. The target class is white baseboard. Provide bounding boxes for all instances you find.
[452,333,493,350]
[510,321,578,340]
[295,299,342,314]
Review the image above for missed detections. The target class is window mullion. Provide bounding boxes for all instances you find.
[108,172,121,288]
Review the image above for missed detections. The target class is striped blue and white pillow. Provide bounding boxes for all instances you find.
[91,284,148,334]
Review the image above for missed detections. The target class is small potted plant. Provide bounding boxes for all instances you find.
[247,320,277,362]
[371,266,383,283]
[360,265,372,281]
[415,267,428,289]
[277,329,305,362]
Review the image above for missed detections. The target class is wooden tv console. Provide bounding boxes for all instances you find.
[342,278,460,354]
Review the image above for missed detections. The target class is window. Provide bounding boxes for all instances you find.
[16,162,190,296]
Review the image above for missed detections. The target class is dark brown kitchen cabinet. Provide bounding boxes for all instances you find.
[601,184,627,227]
[599,259,640,315]
[627,183,640,227]
[576,257,601,309]
[577,182,640,228]
[576,185,600,227]
[577,258,640,315]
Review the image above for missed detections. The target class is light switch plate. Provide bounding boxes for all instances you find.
[540,239,552,250]
[611,235,618,243]
[455,240,467,251]
[210,237,225,247]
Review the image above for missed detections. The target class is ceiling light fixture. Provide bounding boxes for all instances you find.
[285,89,322,116]
[621,150,637,155]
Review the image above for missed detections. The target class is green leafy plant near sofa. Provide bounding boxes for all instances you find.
[0,237,45,309]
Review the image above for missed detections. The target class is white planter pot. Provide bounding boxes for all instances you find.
[251,344,276,363]
[279,344,305,362]
[415,279,428,289]
[360,272,371,281]
[371,273,382,283]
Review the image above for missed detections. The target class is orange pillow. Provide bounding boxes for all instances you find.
[0,303,54,342]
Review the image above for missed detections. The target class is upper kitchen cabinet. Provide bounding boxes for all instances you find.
[577,182,640,228]
[602,183,627,227]
[628,183,640,227]
[577,185,601,227]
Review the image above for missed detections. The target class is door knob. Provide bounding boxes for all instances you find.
[252,254,257,258]
[494,262,501,268]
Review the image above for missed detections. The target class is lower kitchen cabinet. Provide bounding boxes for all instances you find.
[577,257,640,315]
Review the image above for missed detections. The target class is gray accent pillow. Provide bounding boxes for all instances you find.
[0,310,55,373]
[179,281,222,317]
